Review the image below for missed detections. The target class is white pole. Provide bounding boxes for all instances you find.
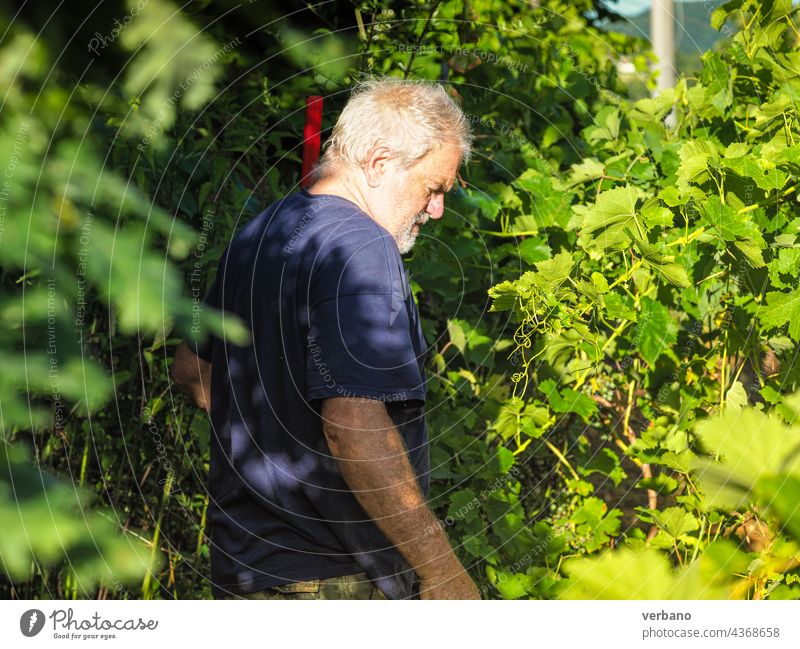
[651,0,677,124]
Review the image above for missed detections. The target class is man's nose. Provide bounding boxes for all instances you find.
[426,193,445,219]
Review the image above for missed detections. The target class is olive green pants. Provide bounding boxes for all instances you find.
[221,572,388,600]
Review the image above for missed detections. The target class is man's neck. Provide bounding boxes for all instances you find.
[306,174,373,220]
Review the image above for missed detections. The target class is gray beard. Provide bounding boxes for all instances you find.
[396,210,431,254]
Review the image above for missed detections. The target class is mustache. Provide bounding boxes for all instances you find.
[413,210,431,226]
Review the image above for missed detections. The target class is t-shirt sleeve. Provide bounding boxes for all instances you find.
[304,230,425,404]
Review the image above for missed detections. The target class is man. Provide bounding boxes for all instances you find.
[171,78,479,600]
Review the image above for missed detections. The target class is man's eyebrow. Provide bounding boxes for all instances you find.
[430,177,455,192]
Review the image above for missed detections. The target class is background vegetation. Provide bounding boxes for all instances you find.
[2,0,799,600]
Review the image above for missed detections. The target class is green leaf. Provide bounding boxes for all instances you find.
[447,489,480,523]
[692,407,800,510]
[591,271,609,293]
[570,497,622,553]
[760,288,800,341]
[493,570,537,599]
[447,319,468,355]
[627,230,690,288]
[776,390,800,424]
[585,106,621,143]
[532,251,574,292]
[512,171,574,229]
[641,204,675,228]
[725,380,748,410]
[487,281,518,312]
[540,379,598,422]
[567,158,605,186]
[0,443,157,588]
[722,155,788,191]
[637,297,678,365]
[495,447,515,475]
[643,506,699,539]
[578,185,645,251]
[768,248,800,289]
[561,546,736,599]
[699,196,765,267]
[755,474,800,540]
[710,1,744,30]
[516,237,551,264]
[604,292,637,321]
[579,448,627,486]
[461,188,502,220]
[677,139,718,190]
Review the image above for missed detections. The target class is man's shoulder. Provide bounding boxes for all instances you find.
[289,194,400,271]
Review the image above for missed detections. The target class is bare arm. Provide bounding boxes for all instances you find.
[170,342,212,413]
[320,396,479,600]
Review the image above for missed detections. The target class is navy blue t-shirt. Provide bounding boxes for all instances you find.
[192,189,430,600]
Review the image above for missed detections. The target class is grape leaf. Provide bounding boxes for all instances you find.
[540,379,598,422]
[578,185,645,251]
[637,297,678,365]
[692,408,800,510]
[760,288,800,341]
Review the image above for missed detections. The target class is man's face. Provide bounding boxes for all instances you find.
[377,143,462,253]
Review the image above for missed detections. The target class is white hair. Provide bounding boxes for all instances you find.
[313,78,472,179]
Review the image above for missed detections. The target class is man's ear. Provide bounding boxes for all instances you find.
[363,146,392,188]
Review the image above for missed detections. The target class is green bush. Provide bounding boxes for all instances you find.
[2,0,799,600]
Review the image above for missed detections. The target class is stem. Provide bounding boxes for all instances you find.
[141,473,173,599]
[79,432,90,487]
[403,2,441,79]
[544,438,580,481]
[607,259,644,290]
[720,346,727,412]
[666,226,705,247]
[690,517,706,564]
[622,381,658,527]
[195,495,209,559]
[574,318,634,390]
[477,229,540,237]
[354,8,366,40]
[698,268,727,285]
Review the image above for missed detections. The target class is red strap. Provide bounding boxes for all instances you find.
[301,95,323,188]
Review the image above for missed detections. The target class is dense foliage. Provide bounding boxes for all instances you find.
[2,0,799,600]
